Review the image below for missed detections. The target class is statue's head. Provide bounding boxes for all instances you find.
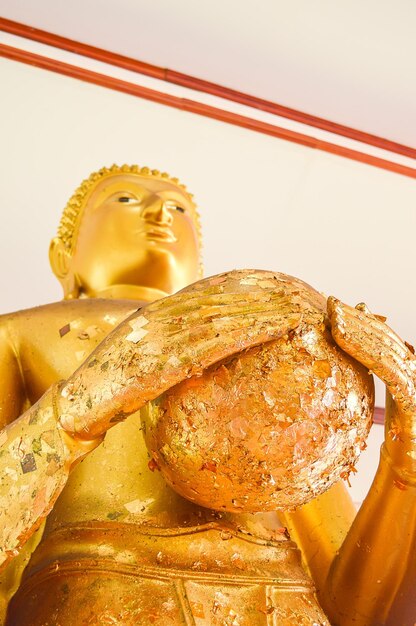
[50,164,202,300]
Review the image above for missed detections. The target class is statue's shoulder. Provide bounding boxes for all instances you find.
[2,297,139,318]
[0,298,141,342]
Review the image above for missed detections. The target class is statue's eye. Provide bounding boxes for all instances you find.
[166,201,185,213]
[117,196,136,203]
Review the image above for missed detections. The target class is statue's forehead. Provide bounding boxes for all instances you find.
[88,174,190,203]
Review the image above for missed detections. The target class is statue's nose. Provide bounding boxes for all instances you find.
[141,199,173,225]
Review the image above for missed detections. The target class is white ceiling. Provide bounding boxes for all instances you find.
[0,0,415,147]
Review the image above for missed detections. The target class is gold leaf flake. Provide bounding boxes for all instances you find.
[85,325,100,338]
[77,325,101,340]
[240,278,258,286]
[166,355,182,368]
[405,340,415,354]
[200,461,217,473]
[126,328,148,343]
[322,390,335,407]
[124,499,144,514]
[312,360,331,379]
[129,316,149,330]
[4,467,18,481]
[148,458,160,472]
[59,323,71,337]
[38,407,54,425]
[103,314,118,325]
[190,602,205,618]
[259,280,277,289]
[21,453,37,473]
[262,391,276,408]
[346,392,359,414]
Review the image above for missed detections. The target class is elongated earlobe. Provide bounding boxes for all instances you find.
[49,237,70,279]
[49,237,79,299]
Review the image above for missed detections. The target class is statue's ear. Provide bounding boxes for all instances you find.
[49,237,71,278]
[49,237,79,299]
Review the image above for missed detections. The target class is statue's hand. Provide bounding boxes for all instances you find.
[59,270,303,440]
[328,297,416,415]
[327,296,416,475]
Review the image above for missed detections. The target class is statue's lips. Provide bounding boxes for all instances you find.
[139,226,177,243]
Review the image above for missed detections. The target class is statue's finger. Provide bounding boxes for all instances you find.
[328,297,410,362]
[328,297,416,411]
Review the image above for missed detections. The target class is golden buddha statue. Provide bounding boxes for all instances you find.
[0,165,415,626]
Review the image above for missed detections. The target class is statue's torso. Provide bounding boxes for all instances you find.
[6,298,223,529]
[3,299,329,625]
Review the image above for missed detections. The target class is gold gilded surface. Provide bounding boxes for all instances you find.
[49,164,202,301]
[0,165,415,625]
[9,523,329,626]
[143,274,373,512]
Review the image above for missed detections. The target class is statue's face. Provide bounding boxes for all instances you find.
[70,174,200,297]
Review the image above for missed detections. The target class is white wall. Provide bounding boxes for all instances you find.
[1,56,415,503]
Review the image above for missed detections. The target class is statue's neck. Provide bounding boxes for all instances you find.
[79,284,169,303]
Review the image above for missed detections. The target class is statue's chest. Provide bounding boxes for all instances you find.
[45,413,161,526]
[43,410,203,533]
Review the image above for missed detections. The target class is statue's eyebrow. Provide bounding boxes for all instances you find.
[157,190,190,205]
[92,182,148,208]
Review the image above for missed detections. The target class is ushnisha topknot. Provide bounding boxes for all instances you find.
[56,164,202,254]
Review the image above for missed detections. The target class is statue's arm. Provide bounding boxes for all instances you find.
[0,324,52,619]
[0,380,97,571]
[56,271,302,440]
[319,298,416,626]
[0,271,301,570]
[280,480,356,599]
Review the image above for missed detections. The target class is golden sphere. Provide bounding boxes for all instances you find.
[142,272,374,512]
